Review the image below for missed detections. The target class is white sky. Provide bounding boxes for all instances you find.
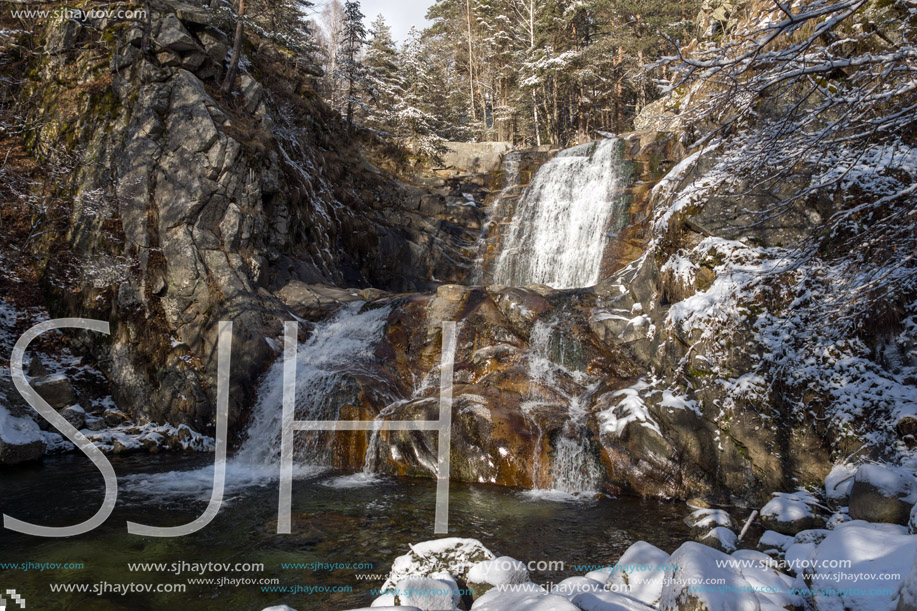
[312,0,436,43]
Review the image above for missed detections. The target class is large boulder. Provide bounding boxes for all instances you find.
[607,541,672,606]
[659,542,760,611]
[30,374,78,410]
[759,490,821,535]
[849,464,916,525]
[469,583,578,611]
[806,521,917,611]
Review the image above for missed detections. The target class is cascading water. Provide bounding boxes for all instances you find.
[522,319,603,499]
[492,138,626,289]
[235,301,395,469]
[122,302,395,497]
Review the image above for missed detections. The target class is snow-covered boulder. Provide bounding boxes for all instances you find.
[659,542,760,611]
[262,606,298,611]
[607,541,671,606]
[0,404,46,464]
[389,576,460,611]
[910,503,917,535]
[825,463,857,504]
[381,538,495,595]
[470,583,578,610]
[570,590,654,610]
[466,556,529,587]
[700,526,738,553]
[757,530,793,554]
[759,490,821,535]
[730,550,801,610]
[686,508,736,535]
[354,607,422,611]
[793,529,829,545]
[896,553,917,611]
[805,520,917,611]
[848,464,917,525]
[550,576,604,600]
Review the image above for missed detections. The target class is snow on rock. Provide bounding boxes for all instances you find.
[757,530,794,554]
[804,520,917,611]
[659,542,761,611]
[700,526,738,553]
[382,539,495,593]
[896,554,917,611]
[570,590,654,611]
[730,550,800,610]
[784,542,816,576]
[262,607,299,611]
[826,509,852,530]
[825,463,858,504]
[466,556,529,587]
[849,464,917,525]
[470,583,578,611]
[607,541,672,606]
[0,403,46,464]
[391,576,459,611]
[686,508,735,534]
[759,490,821,535]
[550,576,604,600]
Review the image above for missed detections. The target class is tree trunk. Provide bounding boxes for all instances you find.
[221,0,246,94]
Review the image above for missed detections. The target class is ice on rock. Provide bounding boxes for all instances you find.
[466,556,529,587]
[806,520,917,611]
[659,542,760,611]
[571,590,654,611]
[470,583,578,611]
[607,541,671,606]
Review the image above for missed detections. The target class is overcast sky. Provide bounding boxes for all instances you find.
[313,0,436,43]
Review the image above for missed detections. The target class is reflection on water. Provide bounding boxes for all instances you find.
[0,454,689,610]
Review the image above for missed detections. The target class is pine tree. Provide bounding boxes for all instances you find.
[337,0,368,128]
[364,15,402,132]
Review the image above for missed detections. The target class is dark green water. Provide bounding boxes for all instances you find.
[0,453,689,610]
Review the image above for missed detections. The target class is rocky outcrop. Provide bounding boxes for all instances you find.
[9,2,493,439]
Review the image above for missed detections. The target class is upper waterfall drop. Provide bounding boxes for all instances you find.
[491,138,627,289]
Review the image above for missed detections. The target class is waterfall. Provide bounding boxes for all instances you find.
[472,151,523,285]
[523,320,603,498]
[492,138,626,289]
[235,302,395,470]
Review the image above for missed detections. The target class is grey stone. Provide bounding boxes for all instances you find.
[31,375,78,410]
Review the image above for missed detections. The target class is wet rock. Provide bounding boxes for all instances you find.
[849,464,916,525]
